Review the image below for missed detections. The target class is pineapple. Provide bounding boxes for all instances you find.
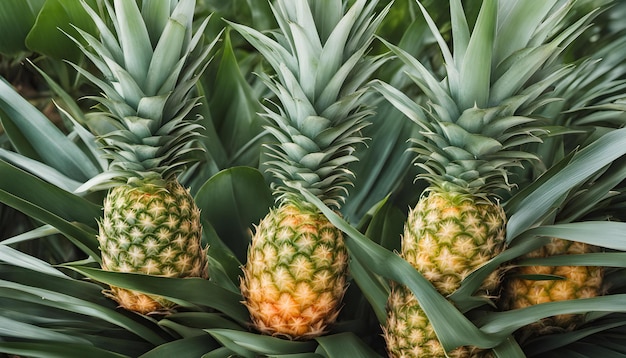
[373,0,592,356]
[229,0,390,339]
[501,239,603,339]
[70,0,219,314]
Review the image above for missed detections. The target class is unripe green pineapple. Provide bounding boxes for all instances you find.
[374,0,591,356]
[71,0,218,313]
[99,179,206,313]
[231,0,389,338]
[501,239,603,339]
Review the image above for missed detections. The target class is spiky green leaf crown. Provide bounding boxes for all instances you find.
[229,0,391,210]
[374,0,595,196]
[70,0,219,186]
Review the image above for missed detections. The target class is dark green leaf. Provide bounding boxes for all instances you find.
[25,0,99,62]
[195,167,273,262]
[0,0,44,55]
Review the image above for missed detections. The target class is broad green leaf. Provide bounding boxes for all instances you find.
[0,341,128,358]
[25,0,99,62]
[206,329,318,356]
[204,220,243,292]
[113,0,153,87]
[459,0,496,109]
[199,31,265,170]
[493,0,557,66]
[140,335,219,358]
[0,0,44,55]
[507,127,626,241]
[164,312,244,332]
[64,265,249,324]
[0,78,100,181]
[491,336,525,358]
[0,244,68,278]
[0,148,83,192]
[0,279,167,346]
[520,222,626,251]
[0,161,101,259]
[195,167,273,262]
[477,295,626,338]
[0,315,91,344]
[315,332,382,358]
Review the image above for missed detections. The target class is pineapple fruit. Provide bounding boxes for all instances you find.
[501,239,604,339]
[230,0,390,339]
[373,0,592,356]
[70,0,218,314]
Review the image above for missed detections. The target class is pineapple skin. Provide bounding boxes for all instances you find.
[384,190,505,357]
[501,239,603,338]
[98,179,207,314]
[240,203,348,339]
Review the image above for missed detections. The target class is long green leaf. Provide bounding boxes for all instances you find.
[0,315,91,344]
[0,341,128,358]
[507,127,626,241]
[315,332,383,358]
[0,78,99,181]
[140,335,218,358]
[64,265,250,324]
[206,329,318,356]
[0,279,167,346]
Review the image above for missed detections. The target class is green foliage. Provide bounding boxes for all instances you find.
[1,0,626,357]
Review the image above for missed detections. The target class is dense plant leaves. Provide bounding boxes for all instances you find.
[0,341,128,358]
[0,0,45,55]
[0,161,101,258]
[0,78,100,182]
[64,265,249,324]
[315,332,383,357]
[195,166,273,262]
[206,329,318,357]
[139,335,220,358]
[506,126,626,241]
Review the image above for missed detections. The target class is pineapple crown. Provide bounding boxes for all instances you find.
[373,0,595,196]
[69,0,221,188]
[229,0,391,210]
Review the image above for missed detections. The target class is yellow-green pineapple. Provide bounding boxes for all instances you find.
[230,0,389,339]
[71,0,219,314]
[501,239,603,339]
[374,0,591,356]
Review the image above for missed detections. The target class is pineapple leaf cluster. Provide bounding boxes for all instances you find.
[70,0,220,189]
[230,0,390,209]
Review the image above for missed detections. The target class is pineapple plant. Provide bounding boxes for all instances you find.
[229,0,390,339]
[373,0,595,356]
[68,0,219,314]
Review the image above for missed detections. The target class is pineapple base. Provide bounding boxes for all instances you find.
[240,203,348,340]
[98,179,208,314]
[105,286,176,315]
[501,238,604,339]
[384,284,492,358]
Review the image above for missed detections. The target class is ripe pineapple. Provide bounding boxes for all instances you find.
[230,0,390,339]
[70,0,218,314]
[501,239,604,339]
[373,1,592,356]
